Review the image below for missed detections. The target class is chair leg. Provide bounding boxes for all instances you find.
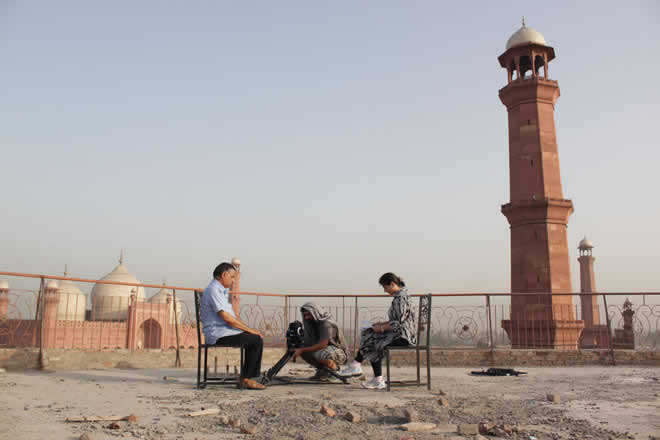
[385,349,391,392]
[426,346,431,391]
[196,347,201,389]
[203,346,208,385]
[416,348,420,386]
[238,347,244,389]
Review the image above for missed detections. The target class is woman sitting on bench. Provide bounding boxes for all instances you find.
[339,272,417,389]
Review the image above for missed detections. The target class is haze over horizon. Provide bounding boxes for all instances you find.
[2,1,659,295]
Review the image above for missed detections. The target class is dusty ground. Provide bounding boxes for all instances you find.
[1,365,659,440]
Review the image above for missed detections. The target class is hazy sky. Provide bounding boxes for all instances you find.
[1,1,659,296]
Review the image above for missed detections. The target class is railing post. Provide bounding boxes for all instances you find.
[37,277,46,369]
[342,296,346,346]
[601,294,616,366]
[353,297,359,353]
[486,294,494,364]
[284,295,289,347]
[172,289,181,367]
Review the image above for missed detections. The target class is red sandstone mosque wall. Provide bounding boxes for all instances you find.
[0,318,200,350]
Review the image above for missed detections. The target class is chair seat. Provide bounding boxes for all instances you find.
[211,341,243,348]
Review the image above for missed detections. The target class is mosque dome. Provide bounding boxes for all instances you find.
[46,280,59,290]
[56,266,87,322]
[91,253,145,321]
[148,282,182,324]
[506,24,547,50]
[0,280,8,290]
[578,237,594,250]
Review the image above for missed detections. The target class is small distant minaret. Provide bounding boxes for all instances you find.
[230,257,241,317]
[578,237,599,328]
[0,280,9,320]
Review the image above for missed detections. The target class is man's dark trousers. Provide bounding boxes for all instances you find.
[215,332,263,378]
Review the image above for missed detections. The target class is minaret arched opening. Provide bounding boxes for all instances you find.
[508,59,518,82]
[534,54,546,78]
[519,55,533,79]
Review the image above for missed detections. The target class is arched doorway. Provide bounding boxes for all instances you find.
[139,319,162,349]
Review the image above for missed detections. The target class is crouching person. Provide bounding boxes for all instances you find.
[291,303,349,381]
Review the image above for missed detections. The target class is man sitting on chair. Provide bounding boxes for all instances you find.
[291,303,348,381]
[200,262,265,390]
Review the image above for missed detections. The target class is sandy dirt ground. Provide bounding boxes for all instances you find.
[1,365,659,440]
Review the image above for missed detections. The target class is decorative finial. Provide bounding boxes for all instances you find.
[119,249,124,265]
[64,264,68,277]
[162,277,167,286]
[522,16,526,27]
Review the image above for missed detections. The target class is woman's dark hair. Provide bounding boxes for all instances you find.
[213,262,236,278]
[378,272,405,287]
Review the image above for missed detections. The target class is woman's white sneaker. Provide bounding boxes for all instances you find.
[339,364,363,377]
[361,377,386,390]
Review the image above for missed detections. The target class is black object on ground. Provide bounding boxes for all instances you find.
[470,367,527,376]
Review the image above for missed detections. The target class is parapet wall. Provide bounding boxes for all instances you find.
[1,348,658,371]
[389,349,660,366]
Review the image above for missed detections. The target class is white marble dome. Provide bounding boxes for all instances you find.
[579,237,594,249]
[91,255,145,321]
[0,279,8,290]
[148,283,182,324]
[46,280,59,290]
[56,267,87,322]
[506,25,547,50]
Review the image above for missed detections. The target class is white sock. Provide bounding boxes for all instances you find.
[351,360,361,368]
[374,375,383,382]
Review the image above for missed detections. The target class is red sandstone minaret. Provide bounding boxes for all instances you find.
[0,280,9,320]
[42,280,60,348]
[578,237,598,326]
[230,257,241,318]
[498,21,584,349]
[577,237,609,348]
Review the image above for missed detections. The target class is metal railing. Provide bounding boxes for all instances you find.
[1,271,658,369]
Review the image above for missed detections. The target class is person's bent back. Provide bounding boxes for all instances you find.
[291,302,349,381]
[200,262,265,390]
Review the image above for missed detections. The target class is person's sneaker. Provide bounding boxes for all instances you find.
[309,369,330,381]
[325,374,341,384]
[339,364,363,377]
[360,377,386,390]
[339,365,362,377]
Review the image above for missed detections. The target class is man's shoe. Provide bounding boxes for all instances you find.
[239,378,265,390]
[360,377,386,390]
[339,364,363,377]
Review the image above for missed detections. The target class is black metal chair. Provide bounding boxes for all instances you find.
[384,293,432,391]
[194,290,245,389]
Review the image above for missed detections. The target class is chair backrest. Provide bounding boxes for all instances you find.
[416,294,432,348]
[194,290,203,346]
